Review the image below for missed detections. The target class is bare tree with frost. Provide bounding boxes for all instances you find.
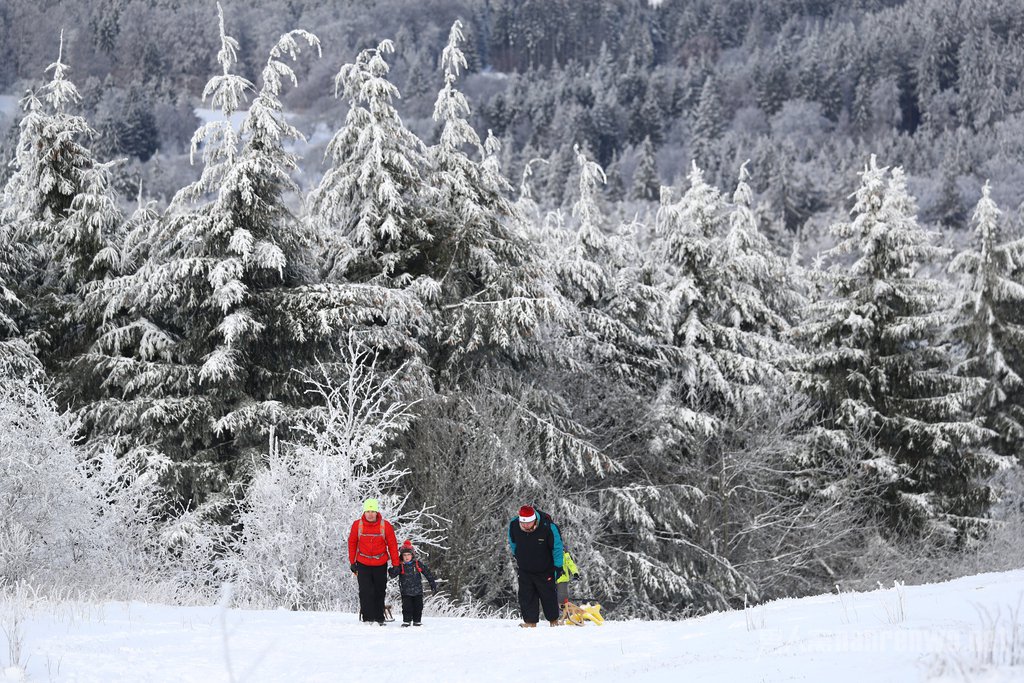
[224,336,441,610]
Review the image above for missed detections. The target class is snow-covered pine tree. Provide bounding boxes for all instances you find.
[545,140,576,207]
[594,162,807,615]
[713,166,868,596]
[948,182,1024,464]
[400,23,618,610]
[309,39,431,285]
[652,162,789,419]
[419,20,560,381]
[83,8,426,514]
[514,156,549,227]
[603,152,626,202]
[794,156,998,540]
[1,35,91,231]
[552,144,668,382]
[692,76,723,171]
[630,135,660,201]
[719,162,802,338]
[57,157,125,398]
[58,161,122,291]
[0,33,121,398]
[535,146,713,618]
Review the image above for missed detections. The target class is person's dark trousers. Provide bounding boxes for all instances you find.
[401,594,424,623]
[517,571,559,623]
[356,562,388,622]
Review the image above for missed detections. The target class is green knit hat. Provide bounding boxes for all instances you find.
[363,498,380,512]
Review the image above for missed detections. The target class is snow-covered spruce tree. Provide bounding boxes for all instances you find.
[513,156,549,228]
[793,156,999,541]
[948,182,1024,463]
[713,168,878,599]
[651,163,789,422]
[692,76,723,172]
[630,135,660,201]
[1,36,90,234]
[586,163,815,616]
[0,35,120,383]
[539,147,752,618]
[719,162,803,335]
[418,20,561,380]
[56,159,125,392]
[593,164,740,616]
[398,23,618,610]
[83,9,425,515]
[225,336,440,611]
[552,144,668,383]
[309,39,431,286]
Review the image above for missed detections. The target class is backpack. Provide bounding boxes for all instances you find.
[529,507,575,571]
[355,517,390,563]
[532,505,555,527]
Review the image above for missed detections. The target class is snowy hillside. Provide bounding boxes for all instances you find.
[4,570,1023,683]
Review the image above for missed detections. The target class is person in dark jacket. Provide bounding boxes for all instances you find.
[507,505,564,627]
[388,540,438,626]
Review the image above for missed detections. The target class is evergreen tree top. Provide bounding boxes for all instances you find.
[656,162,725,274]
[311,37,430,281]
[434,20,480,159]
[572,144,609,254]
[826,156,946,309]
[2,33,94,228]
[43,30,80,114]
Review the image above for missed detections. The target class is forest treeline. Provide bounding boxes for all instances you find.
[1,1,1022,618]
[2,0,1023,239]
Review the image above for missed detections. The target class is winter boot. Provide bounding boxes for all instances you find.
[401,622,411,627]
[413,622,423,627]
[519,622,537,628]
[549,620,561,627]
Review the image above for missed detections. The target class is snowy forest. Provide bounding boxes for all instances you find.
[1,0,1024,621]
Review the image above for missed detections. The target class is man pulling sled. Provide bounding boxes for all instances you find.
[508,505,603,628]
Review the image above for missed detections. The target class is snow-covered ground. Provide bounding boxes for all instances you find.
[3,570,1023,682]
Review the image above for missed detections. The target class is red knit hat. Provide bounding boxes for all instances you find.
[400,539,415,556]
[519,506,537,523]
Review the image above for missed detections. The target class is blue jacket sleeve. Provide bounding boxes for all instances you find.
[551,523,564,569]
[508,520,516,555]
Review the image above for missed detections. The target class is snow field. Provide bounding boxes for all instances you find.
[3,570,1023,682]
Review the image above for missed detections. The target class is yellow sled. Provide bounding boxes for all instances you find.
[561,601,604,626]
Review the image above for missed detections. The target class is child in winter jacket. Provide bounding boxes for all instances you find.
[388,540,438,626]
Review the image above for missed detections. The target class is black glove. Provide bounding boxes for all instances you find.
[572,572,581,582]
[553,567,564,582]
[350,563,358,573]
[388,566,400,578]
